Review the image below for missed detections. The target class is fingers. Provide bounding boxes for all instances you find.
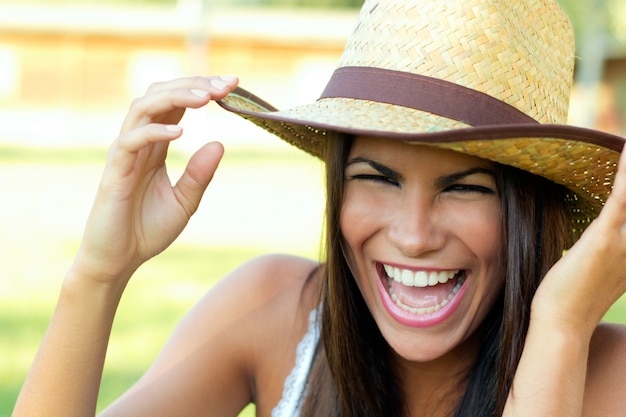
[106,124,182,182]
[174,141,225,218]
[560,143,626,324]
[120,76,239,133]
[144,75,238,96]
[109,75,238,175]
[602,144,626,231]
[73,76,237,285]
[117,123,182,154]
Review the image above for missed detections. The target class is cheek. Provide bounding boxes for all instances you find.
[339,187,382,250]
[450,200,501,261]
[443,199,504,298]
[459,202,505,297]
[473,219,501,268]
[339,188,387,293]
[479,210,502,267]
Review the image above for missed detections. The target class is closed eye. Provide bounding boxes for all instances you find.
[436,168,497,196]
[444,184,495,194]
[349,174,400,186]
[345,157,402,187]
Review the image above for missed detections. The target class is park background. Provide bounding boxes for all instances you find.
[1,0,625,415]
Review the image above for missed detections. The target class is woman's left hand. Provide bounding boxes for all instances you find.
[532,145,626,336]
[506,145,626,417]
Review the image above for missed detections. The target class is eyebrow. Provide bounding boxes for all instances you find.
[346,157,495,187]
[346,157,403,183]
[434,167,496,189]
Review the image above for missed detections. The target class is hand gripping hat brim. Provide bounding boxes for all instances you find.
[217,0,626,235]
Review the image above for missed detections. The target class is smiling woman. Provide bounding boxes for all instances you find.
[312,134,577,415]
[341,138,501,336]
[11,0,626,417]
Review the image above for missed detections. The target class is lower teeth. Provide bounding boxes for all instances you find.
[387,276,464,315]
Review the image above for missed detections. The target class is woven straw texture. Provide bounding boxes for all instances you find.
[337,0,574,123]
[218,0,625,235]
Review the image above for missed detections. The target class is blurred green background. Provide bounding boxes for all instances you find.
[0,145,325,416]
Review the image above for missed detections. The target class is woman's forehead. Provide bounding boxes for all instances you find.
[350,135,494,168]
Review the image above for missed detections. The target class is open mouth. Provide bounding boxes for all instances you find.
[380,263,466,315]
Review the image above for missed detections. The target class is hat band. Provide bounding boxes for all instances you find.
[319,66,539,127]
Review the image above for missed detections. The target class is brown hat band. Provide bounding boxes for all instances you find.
[319,66,539,127]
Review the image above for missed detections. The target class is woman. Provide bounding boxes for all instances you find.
[13,0,626,416]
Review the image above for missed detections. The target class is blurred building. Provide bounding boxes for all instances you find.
[0,3,624,147]
[598,54,626,135]
[0,3,355,147]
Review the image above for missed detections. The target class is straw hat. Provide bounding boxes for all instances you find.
[217,0,625,233]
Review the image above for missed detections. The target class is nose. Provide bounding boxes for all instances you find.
[387,195,446,257]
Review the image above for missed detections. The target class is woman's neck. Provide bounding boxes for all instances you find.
[393,329,482,416]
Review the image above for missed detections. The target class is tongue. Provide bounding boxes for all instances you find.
[389,277,458,309]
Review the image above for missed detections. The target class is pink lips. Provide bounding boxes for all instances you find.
[375,264,468,328]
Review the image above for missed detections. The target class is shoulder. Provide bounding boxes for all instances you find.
[215,254,323,413]
[104,254,322,416]
[194,253,322,357]
[218,253,321,312]
[584,322,626,416]
[228,253,320,292]
[195,253,322,346]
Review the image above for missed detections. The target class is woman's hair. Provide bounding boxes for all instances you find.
[300,134,574,417]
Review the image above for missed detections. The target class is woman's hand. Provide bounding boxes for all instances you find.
[533,144,626,336]
[12,76,240,417]
[505,145,626,417]
[72,76,239,289]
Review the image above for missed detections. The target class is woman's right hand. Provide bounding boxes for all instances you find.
[71,76,239,290]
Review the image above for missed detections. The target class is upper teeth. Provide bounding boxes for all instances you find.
[383,264,459,288]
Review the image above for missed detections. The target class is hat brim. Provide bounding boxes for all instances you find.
[217,86,625,227]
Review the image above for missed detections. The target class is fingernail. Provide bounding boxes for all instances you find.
[209,79,228,90]
[220,75,238,83]
[165,124,182,132]
[190,89,210,97]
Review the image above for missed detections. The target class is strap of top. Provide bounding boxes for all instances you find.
[271,306,321,417]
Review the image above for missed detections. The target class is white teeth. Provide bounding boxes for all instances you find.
[388,276,465,315]
[382,265,459,288]
[383,264,393,277]
[415,270,428,287]
[401,269,414,286]
[428,273,439,286]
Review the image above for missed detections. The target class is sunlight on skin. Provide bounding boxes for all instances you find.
[0,147,321,416]
[1,147,624,416]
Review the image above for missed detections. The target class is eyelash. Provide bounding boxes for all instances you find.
[349,174,400,186]
[444,184,495,194]
[350,175,494,194]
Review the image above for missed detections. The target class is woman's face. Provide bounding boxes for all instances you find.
[340,136,504,363]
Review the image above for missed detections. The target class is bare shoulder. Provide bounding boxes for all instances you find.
[584,322,626,416]
[217,253,322,318]
[188,252,323,364]
[227,253,321,301]
[214,253,323,414]
[101,254,321,417]
[192,253,321,325]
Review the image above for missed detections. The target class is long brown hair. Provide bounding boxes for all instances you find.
[301,134,574,416]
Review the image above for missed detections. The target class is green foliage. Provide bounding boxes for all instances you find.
[557,0,625,47]
[0,145,317,417]
[0,243,266,416]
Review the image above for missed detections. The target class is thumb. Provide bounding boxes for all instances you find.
[174,141,225,217]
